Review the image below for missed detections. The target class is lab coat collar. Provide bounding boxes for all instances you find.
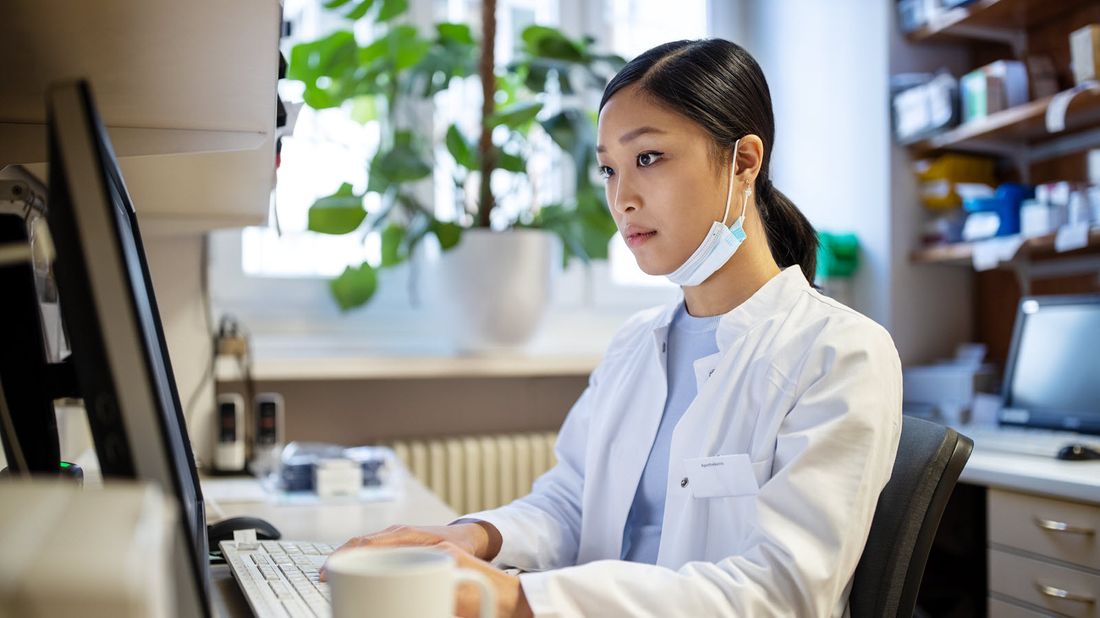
[651,266,810,354]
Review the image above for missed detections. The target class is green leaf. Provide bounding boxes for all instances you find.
[436,22,475,46]
[323,0,354,8]
[330,263,378,311]
[445,124,477,170]
[487,101,543,129]
[377,0,409,21]
[344,0,376,20]
[287,32,359,109]
[496,150,526,173]
[349,96,378,123]
[431,220,463,250]
[520,25,584,62]
[368,134,432,193]
[307,183,367,234]
[387,25,430,70]
[380,222,407,267]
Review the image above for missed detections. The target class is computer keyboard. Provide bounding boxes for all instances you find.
[222,539,334,618]
[962,425,1100,458]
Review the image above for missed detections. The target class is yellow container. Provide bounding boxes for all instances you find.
[913,153,997,211]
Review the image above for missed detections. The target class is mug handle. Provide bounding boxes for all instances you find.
[455,568,496,618]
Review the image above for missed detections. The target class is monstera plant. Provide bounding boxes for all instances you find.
[286,0,624,310]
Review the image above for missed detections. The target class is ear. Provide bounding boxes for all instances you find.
[733,134,764,184]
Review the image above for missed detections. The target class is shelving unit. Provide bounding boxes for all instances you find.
[0,0,282,233]
[901,0,1100,283]
[906,0,1087,45]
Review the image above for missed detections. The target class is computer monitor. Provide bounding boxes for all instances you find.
[45,80,211,616]
[999,294,1100,435]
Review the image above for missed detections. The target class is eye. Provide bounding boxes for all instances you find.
[598,165,615,180]
[637,151,663,167]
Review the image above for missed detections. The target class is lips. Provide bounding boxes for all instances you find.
[623,224,657,247]
[623,224,656,240]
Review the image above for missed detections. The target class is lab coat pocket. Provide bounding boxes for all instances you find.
[684,453,760,499]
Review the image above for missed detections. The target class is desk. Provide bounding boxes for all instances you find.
[937,443,1100,617]
[960,448,1100,504]
[203,473,458,617]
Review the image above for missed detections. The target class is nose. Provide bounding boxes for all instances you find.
[608,174,640,215]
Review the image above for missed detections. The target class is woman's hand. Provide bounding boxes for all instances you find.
[320,522,499,581]
[432,541,533,618]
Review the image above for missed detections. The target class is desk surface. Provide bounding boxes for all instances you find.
[960,447,1100,504]
[203,474,458,617]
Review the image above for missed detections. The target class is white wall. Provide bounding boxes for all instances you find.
[144,235,216,464]
[732,0,893,329]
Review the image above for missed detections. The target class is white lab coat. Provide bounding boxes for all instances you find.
[463,266,903,617]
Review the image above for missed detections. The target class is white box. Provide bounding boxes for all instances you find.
[1070,24,1100,85]
[314,458,362,498]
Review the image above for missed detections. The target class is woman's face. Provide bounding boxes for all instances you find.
[596,83,734,276]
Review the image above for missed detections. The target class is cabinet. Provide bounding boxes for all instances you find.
[0,1,282,233]
[987,489,1099,617]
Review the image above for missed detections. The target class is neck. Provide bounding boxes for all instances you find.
[681,215,783,317]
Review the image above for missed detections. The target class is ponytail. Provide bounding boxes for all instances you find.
[757,179,818,284]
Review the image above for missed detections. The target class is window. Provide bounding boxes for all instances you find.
[212,0,714,342]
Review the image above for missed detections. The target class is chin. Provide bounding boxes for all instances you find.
[633,256,671,277]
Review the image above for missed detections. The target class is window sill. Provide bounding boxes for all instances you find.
[214,351,599,381]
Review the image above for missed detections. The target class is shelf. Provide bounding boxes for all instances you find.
[1,0,281,232]
[906,0,1090,44]
[904,85,1100,160]
[911,227,1100,267]
[20,135,275,236]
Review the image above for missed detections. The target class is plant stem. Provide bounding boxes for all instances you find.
[477,0,497,228]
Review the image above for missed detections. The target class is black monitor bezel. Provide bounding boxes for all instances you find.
[1000,293,1100,435]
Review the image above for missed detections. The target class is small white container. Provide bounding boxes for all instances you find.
[314,458,362,498]
[1020,199,1054,238]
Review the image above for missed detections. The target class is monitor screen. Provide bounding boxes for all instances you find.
[1002,295,1100,434]
[46,80,210,615]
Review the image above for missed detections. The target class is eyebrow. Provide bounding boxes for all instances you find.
[595,126,667,153]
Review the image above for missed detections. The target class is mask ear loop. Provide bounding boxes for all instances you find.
[720,138,743,228]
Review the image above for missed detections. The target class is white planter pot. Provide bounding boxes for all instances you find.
[435,228,560,353]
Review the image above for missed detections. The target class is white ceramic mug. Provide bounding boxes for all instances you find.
[325,546,495,618]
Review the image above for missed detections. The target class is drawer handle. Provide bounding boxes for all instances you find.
[1034,517,1095,535]
[1036,583,1095,604]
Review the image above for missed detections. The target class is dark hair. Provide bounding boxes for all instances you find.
[599,39,818,283]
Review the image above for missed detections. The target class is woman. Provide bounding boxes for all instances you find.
[327,38,902,617]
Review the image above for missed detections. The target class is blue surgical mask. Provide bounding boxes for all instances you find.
[665,140,751,287]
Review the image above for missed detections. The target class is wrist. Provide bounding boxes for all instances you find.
[512,584,534,618]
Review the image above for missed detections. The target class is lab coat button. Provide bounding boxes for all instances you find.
[680,477,689,488]
[661,342,667,353]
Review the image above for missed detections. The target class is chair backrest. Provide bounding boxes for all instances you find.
[850,416,973,618]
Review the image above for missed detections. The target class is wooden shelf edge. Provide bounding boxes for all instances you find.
[904,0,1091,44]
[910,227,1100,266]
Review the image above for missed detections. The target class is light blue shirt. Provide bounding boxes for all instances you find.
[620,302,720,564]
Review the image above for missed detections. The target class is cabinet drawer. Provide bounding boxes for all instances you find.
[989,549,1099,618]
[989,489,1100,570]
[989,596,1058,617]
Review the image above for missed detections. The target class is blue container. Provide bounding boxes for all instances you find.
[963,183,1033,237]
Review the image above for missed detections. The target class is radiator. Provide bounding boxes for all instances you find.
[391,432,558,514]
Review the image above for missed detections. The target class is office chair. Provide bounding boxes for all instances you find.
[850,416,973,618]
